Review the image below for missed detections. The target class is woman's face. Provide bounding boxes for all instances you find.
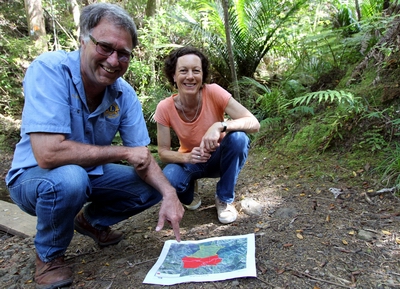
[173,54,203,95]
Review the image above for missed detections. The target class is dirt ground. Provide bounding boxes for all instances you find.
[1,149,400,289]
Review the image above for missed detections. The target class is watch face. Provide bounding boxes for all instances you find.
[222,122,227,132]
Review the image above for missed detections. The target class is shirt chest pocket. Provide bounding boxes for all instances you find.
[92,115,120,145]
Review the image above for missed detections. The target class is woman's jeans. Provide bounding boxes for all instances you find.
[163,131,250,205]
[7,163,162,262]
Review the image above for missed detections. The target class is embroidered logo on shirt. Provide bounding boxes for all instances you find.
[105,102,120,119]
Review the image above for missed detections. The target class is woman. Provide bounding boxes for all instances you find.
[154,46,260,224]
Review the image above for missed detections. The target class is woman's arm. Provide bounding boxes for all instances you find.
[157,123,211,164]
[157,123,188,163]
[223,97,260,133]
[199,98,260,152]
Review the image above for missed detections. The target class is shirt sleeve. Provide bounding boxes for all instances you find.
[117,81,151,147]
[22,52,72,135]
[154,97,173,127]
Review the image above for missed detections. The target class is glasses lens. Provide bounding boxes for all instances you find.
[96,43,114,56]
[118,53,131,63]
[91,36,132,63]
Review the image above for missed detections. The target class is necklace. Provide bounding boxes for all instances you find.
[178,92,201,122]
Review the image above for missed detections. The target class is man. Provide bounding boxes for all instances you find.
[5,3,184,288]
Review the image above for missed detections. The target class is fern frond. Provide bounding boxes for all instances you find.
[289,105,315,115]
[290,90,355,107]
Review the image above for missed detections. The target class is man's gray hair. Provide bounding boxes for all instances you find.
[79,3,138,48]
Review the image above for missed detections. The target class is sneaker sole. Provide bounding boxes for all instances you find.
[184,199,202,210]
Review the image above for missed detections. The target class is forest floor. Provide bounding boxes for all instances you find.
[1,147,400,289]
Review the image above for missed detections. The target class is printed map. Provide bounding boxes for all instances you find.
[143,234,256,285]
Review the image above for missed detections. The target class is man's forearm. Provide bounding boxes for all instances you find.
[136,156,177,198]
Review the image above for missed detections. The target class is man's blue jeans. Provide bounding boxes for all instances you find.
[7,163,162,262]
[163,131,250,205]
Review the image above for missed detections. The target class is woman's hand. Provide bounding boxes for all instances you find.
[189,147,212,163]
[199,122,222,155]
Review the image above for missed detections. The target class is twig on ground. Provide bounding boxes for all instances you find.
[127,257,158,268]
[198,204,216,211]
[287,267,354,289]
[256,276,278,287]
[367,187,397,197]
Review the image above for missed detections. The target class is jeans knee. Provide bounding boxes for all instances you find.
[224,132,250,153]
[54,165,89,205]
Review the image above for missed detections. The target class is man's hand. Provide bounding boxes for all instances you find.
[156,195,185,241]
[126,146,153,170]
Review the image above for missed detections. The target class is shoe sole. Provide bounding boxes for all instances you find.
[184,199,202,210]
[36,277,73,289]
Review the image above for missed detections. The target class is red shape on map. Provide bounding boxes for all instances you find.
[182,255,222,269]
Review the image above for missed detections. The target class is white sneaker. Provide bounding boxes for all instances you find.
[184,192,202,210]
[215,197,238,224]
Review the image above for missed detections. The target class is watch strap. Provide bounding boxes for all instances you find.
[221,121,227,132]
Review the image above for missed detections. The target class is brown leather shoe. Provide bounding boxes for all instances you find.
[35,254,73,289]
[74,209,123,246]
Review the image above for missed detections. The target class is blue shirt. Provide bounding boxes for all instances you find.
[6,50,150,185]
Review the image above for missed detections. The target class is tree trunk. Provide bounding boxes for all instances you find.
[222,0,239,100]
[68,0,80,35]
[24,0,47,51]
[354,0,361,21]
[145,0,159,18]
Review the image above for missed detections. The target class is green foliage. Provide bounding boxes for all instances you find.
[280,120,333,154]
[172,0,307,87]
[376,143,400,188]
[0,37,35,118]
[125,8,193,142]
[358,129,387,152]
[288,90,358,107]
[1,0,400,190]
[42,0,79,50]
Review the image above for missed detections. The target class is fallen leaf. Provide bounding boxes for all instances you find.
[258,265,267,274]
[348,230,355,235]
[283,243,293,247]
[299,193,306,197]
[382,230,391,235]
[254,228,260,232]
[395,238,400,244]
[296,233,304,239]
[342,239,348,245]
[276,268,285,274]
[325,214,330,222]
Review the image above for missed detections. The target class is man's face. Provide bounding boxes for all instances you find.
[80,18,133,90]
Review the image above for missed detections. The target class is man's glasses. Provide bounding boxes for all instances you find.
[89,35,133,63]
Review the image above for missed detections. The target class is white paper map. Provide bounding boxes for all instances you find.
[143,233,256,285]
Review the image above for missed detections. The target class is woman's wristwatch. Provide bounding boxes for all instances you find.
[221,121,227,132]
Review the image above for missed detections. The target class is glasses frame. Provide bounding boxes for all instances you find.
[89,35,133,63]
